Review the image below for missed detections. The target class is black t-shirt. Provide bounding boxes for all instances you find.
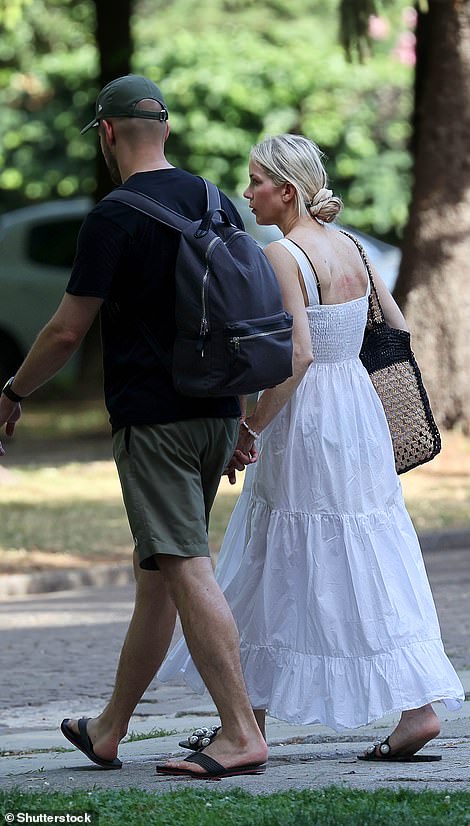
[67,168,243,430]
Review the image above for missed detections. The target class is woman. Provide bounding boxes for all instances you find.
[159,134,464,761]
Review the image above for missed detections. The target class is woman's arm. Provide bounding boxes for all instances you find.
[236,241,314,455]
[368,258,409,332]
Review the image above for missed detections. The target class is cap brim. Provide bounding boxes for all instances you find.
[80,118,99,135]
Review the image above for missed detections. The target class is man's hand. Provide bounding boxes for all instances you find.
[223,443,259,485]
[0,398,22,456]
[224,466,237,485]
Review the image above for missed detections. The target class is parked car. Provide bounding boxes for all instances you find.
[0,196,400,384]
[0,198,92,383]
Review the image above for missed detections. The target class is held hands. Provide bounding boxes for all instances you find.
[223,418,260,485]
[224,445,258,485]
[0,398,22,457]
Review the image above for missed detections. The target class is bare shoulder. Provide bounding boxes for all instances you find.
[263,239,283,256]
[263,239,296,268]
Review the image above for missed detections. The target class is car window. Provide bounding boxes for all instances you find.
[27,219,83,268]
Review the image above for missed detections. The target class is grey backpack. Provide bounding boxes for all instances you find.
[105,179,293,397]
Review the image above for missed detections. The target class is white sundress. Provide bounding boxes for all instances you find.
[158,237,464,731]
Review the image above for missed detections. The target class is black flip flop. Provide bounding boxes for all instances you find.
[357,736,442,763]
[156,750,267,779]
[60,717,122,770]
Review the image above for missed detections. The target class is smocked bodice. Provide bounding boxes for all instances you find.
[307,296,368,363]
[275,237,369,364]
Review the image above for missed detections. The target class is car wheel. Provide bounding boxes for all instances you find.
[0,333,23,387]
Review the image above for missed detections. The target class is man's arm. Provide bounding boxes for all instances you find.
[0,293,103,451]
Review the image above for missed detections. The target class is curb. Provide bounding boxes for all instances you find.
[0,531,469,600]
[0,562,134,599]
[418,529,470,552]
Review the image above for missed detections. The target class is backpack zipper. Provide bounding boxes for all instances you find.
[229,325,293,353]
[198,265,210,356]
[197,237,221,356]
[197,233,260,357]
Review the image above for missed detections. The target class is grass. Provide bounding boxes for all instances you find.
[0,461,132,570]
[5,398,110,441]
[1,788,470,825]
[0,399,469,573]
[125,727,178,742]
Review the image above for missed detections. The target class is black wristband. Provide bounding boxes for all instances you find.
[2,376,24,403]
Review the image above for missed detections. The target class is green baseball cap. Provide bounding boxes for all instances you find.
[81,74,168,135]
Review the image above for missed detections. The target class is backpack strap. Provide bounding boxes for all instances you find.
[103,177,221,232]
[103,190,189,232]
[202,178,222,211]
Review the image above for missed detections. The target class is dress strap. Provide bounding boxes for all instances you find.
[276,238,322,305]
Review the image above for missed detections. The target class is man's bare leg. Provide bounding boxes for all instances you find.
[157,555,268,773]
[65,551,177,762]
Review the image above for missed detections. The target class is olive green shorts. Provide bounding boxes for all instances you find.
[113,417,239,570]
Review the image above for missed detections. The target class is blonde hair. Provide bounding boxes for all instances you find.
[250,134,343,223]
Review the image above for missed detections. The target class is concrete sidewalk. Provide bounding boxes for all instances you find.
[1,552,469,795]
[0,685,469,794]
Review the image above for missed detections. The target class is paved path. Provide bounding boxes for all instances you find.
[0,544,469,794]
[1,545,468,717]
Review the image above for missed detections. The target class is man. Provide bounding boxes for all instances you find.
[0,74,267,779]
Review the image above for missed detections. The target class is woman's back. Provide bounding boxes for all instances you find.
[286,224,369,306]
[276,236,369,365]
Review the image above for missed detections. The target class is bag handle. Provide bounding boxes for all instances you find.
[340,230,385,329]
[195,207,232,238]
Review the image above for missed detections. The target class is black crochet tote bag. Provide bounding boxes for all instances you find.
[341,231,441,475]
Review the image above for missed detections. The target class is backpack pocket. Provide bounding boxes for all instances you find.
[172,311,293,397]
[224,311,293,393]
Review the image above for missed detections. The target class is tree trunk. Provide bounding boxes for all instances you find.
[94,0,133,201]
[79,0,133,390]
[393,1,470,433]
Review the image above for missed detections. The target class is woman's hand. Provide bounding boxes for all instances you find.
[223,431,259,485]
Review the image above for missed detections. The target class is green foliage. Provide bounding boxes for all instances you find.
[0,0,97,209]
[0,0,33,30]
[340,0,387,59]
[134,0,414,240]
[1,787,470,826]
[0,0,414,241]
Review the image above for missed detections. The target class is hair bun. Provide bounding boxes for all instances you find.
[306,188,342,223]
[309,188,333,207]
